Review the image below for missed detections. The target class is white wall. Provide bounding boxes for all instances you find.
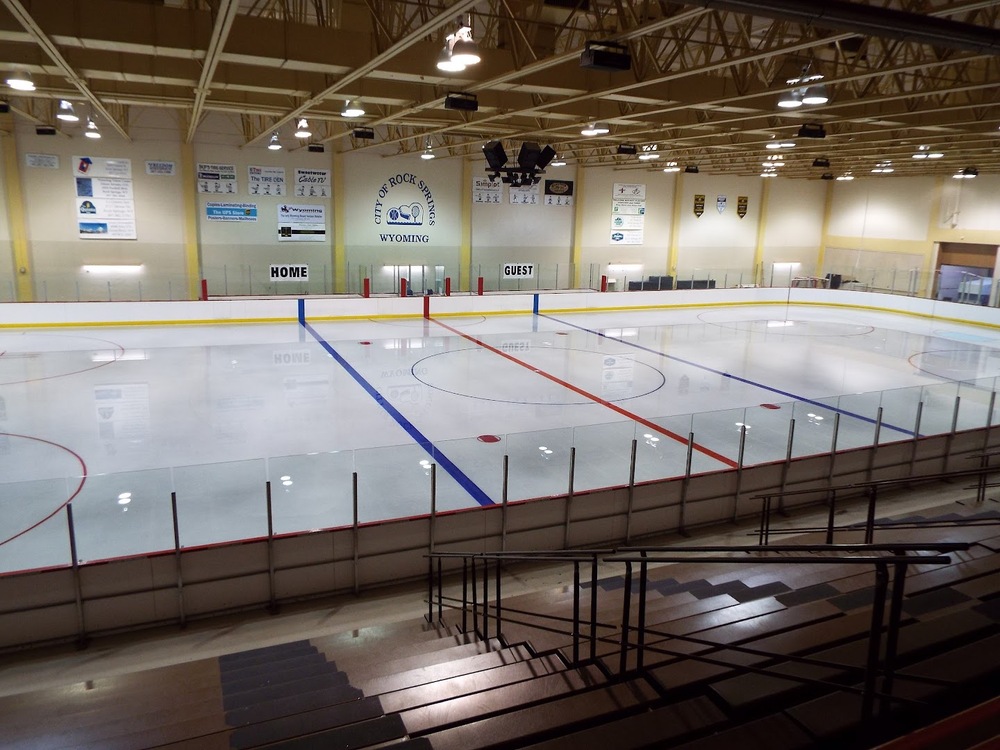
[0,138,12,300]
[761,178,826,277]
[827,176,935,241]
[939,174,1000,231]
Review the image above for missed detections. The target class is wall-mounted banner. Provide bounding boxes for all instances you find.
[502,263,535,279]
[612,183,646,216]
[145,161,176,176]
[612,214,644,231]
[611,230,644,245]
[75,156,131,179]
[737,195,748,219]
[206,202,258,222]
[509,182,540,205]
[294,168,330,198]
[473,176,502,204]
[26,153,58,169]
[74,156,136,239]
[613,183,646,200]
[277,204,326,242]
[248,165,286,196]
[269,264,309,281]
[717,194,727,214]
[373,171,436,245]
[694,194,705,217]
[544,179,574,206]
[197,162,237,194]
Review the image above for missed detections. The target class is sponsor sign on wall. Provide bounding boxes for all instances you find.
[611,183,645,246]
[145,161,176,176]
[248,165,286,196]
[544,179,573,206]
[26,153,59,169]
[473,176,502,204]
[277,204,326,242]
[206,202,258,221]
[509,182,540,205]
[294,168,330,198]
[74,156,136,239]
[197,162,237,194]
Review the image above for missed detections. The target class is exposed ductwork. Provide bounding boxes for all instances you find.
[689,0,1000,54]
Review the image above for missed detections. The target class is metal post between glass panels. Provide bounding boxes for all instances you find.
[945,396,961,472]
[732,425,747,523]
[679,433,694,536]
[867,407,883,482]
[909,402,924,476]
[352,472,359,595]
[66,504,87,648]
[266,480,277,612]
[564,447,576,548]
[827,413,841,486]
[430,463,437,551]
[779,419,795,513]
[501,455,509,552]
[625,439,637,544]
[171,491,185,628]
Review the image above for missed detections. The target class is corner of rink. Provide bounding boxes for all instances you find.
[3,288,1000,329]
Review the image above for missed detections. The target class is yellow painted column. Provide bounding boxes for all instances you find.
[816,178,835,276]
[1,130,33,301]
[179,144,202,300]
[460,158,472,291]
[923,175,945,298]
[667,172,683,277]
[752,179,771,285]
[333,149,346,293]
[570,166,584,287]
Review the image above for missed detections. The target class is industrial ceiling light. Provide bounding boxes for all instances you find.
[549,159,566,167]
[871,160,893,174]
[820,172,834,180]
[836,172,855,181]
[421,141,435,159]
[953,167,978,179]
[812,158,830,168]
[662,161,680,173]
[684,165,699,174]
[637,144,658,161]
[267,131,281,150]
[84,117,101,139]
[56,100,78,122]
[437,15,480,71]
[294,118,311,138]
[777,65,828,109]
[5,70,33,91]
[342,100,365,118]
[581,122,609,136]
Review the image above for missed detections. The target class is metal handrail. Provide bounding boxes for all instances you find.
[753,463,1000,545]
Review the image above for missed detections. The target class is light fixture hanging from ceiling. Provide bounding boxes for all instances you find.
[421,140,435,160]
[581,122,609,136]
[436,15,480,72]
[5,70,34,91]
[294,118,311,138]
[84,117,101,139]
[57,100,78,122]
[267,131,281,150]
[953,167,978,179]
[637,144,659,161]
[342,100,365,118]
[776,64,828,109]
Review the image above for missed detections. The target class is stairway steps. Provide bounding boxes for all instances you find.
[419,678,659,750]
[219,651,327,683]
[518,695,727,750]
[222,659,341,695]
[334,638,504,682]
[400,664,606,736]
[379,654,568,714]
[359,644,538,695]
[223,671,351,712]
[669,713,814,750]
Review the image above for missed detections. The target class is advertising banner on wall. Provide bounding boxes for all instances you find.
[206,202,258,222]
[277,204,326,242]
[544,180,573,206]
[74,156,136,239]
[610,230,644,245]
[294,168,330,197]
[509,183,540,205]
[145,161,176,176]
[197,163,237,194]
[248,165,286,196]
[26,153,58,169]
[611,183,645,245]
[473,176,502,204]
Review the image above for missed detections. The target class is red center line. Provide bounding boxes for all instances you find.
[430,318,738,469]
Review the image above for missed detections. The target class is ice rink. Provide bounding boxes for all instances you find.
[3,300,1000,573]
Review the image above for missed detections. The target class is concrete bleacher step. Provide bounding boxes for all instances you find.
[414,677,660,750]
[359,643,544,696]
[518,695,728,750]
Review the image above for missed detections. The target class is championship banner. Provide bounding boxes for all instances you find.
[717,195,727,214]
[693,194,705,217]
[737,196,748,219]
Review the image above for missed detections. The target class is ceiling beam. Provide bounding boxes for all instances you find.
[186,0,240,144]
[0,0,131,140]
